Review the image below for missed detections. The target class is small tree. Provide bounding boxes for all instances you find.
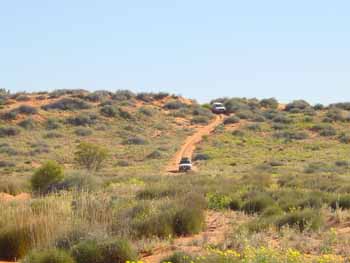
[74,142,108,171]
[31,161,64,193]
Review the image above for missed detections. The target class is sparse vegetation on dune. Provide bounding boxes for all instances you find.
[1,91,350,262]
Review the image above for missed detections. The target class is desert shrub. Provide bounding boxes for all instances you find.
[18,118,36,129]
[136,92,153,102]
[154,92,169,100]
[228,198,242,211]
[192,106,212,117]
[100,105,118,117]
[0,161,15,168]
[191,116,209,125]
[146,150,162,159]
[118,108,133,119]
[271,123,287,130]
[298,193,324,209]
[246,123,261,131]
[0,144,18,156]
[0,126,20,137]
[273,130,308,141]
[304,162,332,174]
[116,160,130,167]
[338,133,350,144]
[330,194,350,210]
[29,141,50,155]
[0,226,32,260]
[313,103,324,110]
[160,252,194,263]
[164,100,186,110]
[275,209,323,232]
[122,136,148,145]
[74,142,108,171]
[260,98,278,109]
[98,239,137,263]
[311,124,337,137]
[285,100,310,112]
[112,90,135,101]
[83,91,111,102]
[325,108,344,122]
[16,94,30,101]
[45,118,61,130]
[75,128,92,137]
[31,161,64,193]
[136,186,177,200]
[261,205,283,218]
[236,109,254,120]
[48,89,86,98]
[0,177,27,194]
[222,98,250,113]
[59,173,101,192]
[173,207,204,236]
[66,114,97,126]
[272,113,293,124]
[207,193,231,210]
[42,98,91,111]
[232,130,245,137]
[223,116,240,125]
[71,240,102,263]
[330,102,350,111]
[44,132,63,139]
[132,210,174,238]
[36,95,47,100]
[138,106,154,116]
[193,153,210,161]
[23,249,75,263]
[241,194,274,214]
[17,105,38,114]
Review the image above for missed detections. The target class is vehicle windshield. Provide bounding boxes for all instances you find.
[180,159,191,164]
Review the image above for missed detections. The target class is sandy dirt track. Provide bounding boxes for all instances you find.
[166,114,224,172]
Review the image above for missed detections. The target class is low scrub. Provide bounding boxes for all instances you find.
[42,98,91,111]
[275,209,323,232]
[23,249,75,263]
[31,161,64,194]
[223,116,240,125]
[173,207,205,236]
[160,251,194,263]
[0,226,32,261]
[0,126,20,137]
[71,239,137,263]
[241,194,274,214]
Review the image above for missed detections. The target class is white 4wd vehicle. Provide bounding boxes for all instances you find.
[212,102,226,114]
[179,157,192,172]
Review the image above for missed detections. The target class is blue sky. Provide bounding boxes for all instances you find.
[1,1,350,104]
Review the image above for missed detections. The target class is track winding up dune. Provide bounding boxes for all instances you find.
[166,114,224,172]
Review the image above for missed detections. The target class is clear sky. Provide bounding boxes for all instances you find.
[1,1,350,104]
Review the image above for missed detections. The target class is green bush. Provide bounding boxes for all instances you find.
[71,240,102,263]
[223,116,240,125]
[75,128,93,137]
[74,142,108,171]
[260,205,283,218]
[273,131,308,141]
[330,194,350,210]
[338,133,350,144]
[260,98,278,109]
[191,116,210,125]
[160,251,194,263]
[311,124,337,137]
[0,126,20,137]
[18,118,36,129]
[173,207,204,236]
[45,118,61,130]
[99,238,137,263]
[42,98,91,111]
[164,100,186,110]
[132,211,174,238]
[66,114,97,126]
[31,161,64,193]
[241,194,274,215]
[0,226,32,261]
[275,209,323,232]
[23,249,75,263]
[100,105,118,117]
[207,193,231,210]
